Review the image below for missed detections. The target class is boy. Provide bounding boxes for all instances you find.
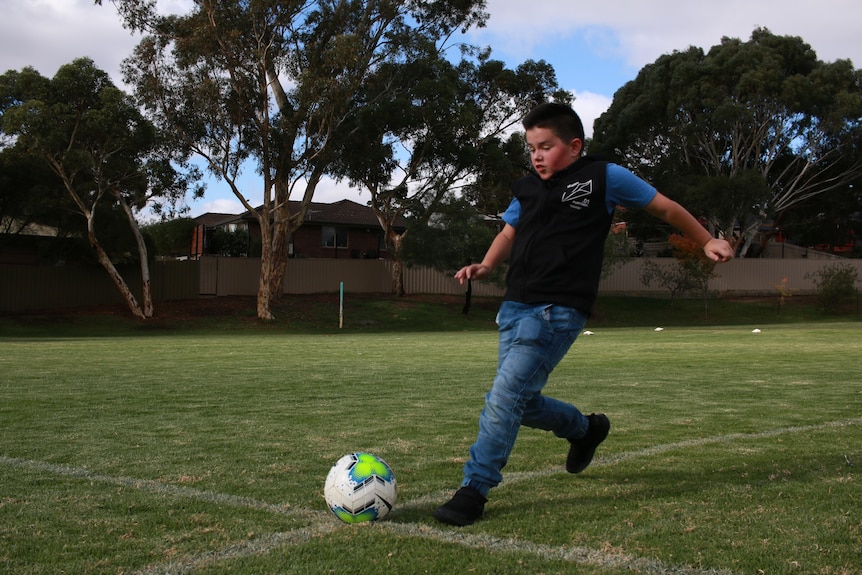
[433,102,734,527]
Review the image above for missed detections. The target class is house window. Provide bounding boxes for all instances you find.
[322,226,348,248]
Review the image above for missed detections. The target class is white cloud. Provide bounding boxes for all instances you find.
[0,0,195,89]
[481,0,862,69]
[0,0,139,88]
[6,1,860,94]
[570,90,613,139]
[310,177,368,205]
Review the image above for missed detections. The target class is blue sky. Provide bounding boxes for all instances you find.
[2,0,861,217]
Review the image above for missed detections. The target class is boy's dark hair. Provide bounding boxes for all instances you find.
[523,103,585,143]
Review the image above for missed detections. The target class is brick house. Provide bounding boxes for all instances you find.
[191,199,405,259]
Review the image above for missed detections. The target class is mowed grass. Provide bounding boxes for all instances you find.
[1,298,861,574]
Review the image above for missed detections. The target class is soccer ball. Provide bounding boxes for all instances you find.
[324,452,398,523]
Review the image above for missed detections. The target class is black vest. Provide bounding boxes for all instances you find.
[504,156,611,314]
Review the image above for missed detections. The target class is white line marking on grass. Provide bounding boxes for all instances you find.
[379,522,740,575]
[398,417,862,510]
[4,417,858,575]
[130,523,342,575]
[496,416,862,492]
[0,456,326,523]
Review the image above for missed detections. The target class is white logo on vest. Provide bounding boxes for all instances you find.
[561,180,592,209]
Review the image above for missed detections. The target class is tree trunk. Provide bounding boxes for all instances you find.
[268,219,289,303]
[115,187,153,317]
[256,206,274,320]
[737,218,762,258]
[57,167,147,320]
[266,172,321,304]
[391,258,405,296]
[86,214,146,320]
[389,232,405,296]
[257,255,274,320]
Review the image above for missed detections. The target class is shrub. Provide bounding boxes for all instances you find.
[640,260,698,302]
[805,263,859,313]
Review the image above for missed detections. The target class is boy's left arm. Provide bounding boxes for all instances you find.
[644,192,734,263]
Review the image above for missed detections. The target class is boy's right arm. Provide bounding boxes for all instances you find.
[643,192,734,262]
[455,223,516,285]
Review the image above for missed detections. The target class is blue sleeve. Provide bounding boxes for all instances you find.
[605,164,657,213]
[501,197,520,227]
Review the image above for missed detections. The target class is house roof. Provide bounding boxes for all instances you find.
[193,212,239,227]
[195,199,405,229]
[302,199,381,227]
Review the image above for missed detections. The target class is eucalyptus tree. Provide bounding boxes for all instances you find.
[0,59,195,318]
[1,69,82,240]
[106,0,488,318]
[592,28,862,256]
[329,48,568,294]
[463,130,532,218]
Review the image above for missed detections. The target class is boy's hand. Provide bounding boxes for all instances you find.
[703,238,735,263]
[455,263,491,285]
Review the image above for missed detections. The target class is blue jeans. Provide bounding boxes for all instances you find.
[462,301,589,496]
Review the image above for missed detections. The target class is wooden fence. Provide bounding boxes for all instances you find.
[3,254,862,313]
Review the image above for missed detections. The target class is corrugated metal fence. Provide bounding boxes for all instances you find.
[598,258,860,296]
[3,255,862,313]
[197,257,506,297]
[0,260,199,313]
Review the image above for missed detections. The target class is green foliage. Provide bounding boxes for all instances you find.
[670,235,719,298]
[639,259,699,302]
[114,0,492,314]
[592,28,862,252]
[325,47,564,295]
[639,235,719,317]
[779,182,862,251]
[601,222,633,280]
[142,217,196,258]
[0,59,197,231]
[669,170,772,252]
[329,53,564,228]
[0,58,202,317]
[805,262,860,312]
[0,146,75,238]
[210,226,251,257]
[401,196,497,274]
[463,132,531,217]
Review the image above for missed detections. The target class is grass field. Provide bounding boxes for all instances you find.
[1,296,861,574]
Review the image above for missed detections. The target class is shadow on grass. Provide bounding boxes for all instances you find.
[2,294,859,338]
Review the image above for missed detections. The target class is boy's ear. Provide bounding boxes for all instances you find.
[570,138,583,158]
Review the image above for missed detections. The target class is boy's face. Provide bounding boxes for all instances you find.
[526,127,582,180]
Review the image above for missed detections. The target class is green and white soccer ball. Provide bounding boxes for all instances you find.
[324,452,398,523]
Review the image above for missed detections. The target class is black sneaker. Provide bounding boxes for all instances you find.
[433,486,487,526]
[566,413,610,473]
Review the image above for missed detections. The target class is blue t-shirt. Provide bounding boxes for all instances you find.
[501,163,656,227]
